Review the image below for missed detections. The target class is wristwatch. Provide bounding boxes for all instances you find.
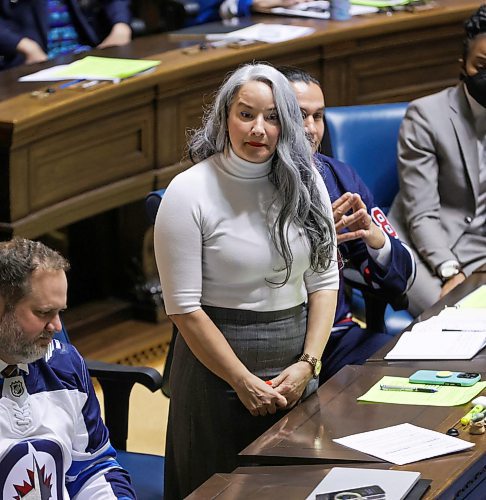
[437,260,461,282]
[298,353,322,379]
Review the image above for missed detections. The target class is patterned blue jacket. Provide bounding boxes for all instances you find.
[315,152,415,331]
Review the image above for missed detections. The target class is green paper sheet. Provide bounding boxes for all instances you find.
[358,376,486,406]
[53,56,160,81]
[351,0,411,7]
[457,285,486,309]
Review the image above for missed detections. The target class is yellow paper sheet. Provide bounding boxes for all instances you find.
[457,284,486,309]
[53,56,160,81]
[358,376,486,406]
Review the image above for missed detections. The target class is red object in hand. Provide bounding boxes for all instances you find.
[265,380,273,386]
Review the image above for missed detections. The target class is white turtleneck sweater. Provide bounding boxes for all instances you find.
[154,148,339,315]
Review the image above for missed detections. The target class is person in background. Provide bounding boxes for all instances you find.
[0,238,135,500]
[279,66,416,382]
[188,0,301,26]
[389,4,486,316]
[154,62,338,498]
[0,0,132,70]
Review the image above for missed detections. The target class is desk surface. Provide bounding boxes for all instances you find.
[239,364,486,498]
[187,465,433,499]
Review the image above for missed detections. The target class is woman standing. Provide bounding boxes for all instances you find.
[154,63,339,499]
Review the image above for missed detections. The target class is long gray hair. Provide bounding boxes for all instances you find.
[189,63,335,285]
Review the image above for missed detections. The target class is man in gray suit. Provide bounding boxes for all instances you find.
[389,4,486,316]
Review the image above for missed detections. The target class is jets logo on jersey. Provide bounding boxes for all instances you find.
[1,440,64,500]
[371,207,398,238]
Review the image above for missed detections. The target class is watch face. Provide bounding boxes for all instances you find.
[441,266,459,278]
[315,360,322,377]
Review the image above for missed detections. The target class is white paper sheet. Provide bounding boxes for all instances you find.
[385,305,486,360]
[268,1,378,19]
[333,423,474,465]
[410,308,486,334]
[206,23,315,43]
[18,65,71,82]
[384,329,486,359]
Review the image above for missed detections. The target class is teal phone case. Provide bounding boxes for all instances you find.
[409,370,481,387]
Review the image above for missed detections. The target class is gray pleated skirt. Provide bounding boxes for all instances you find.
[164,303,316,499]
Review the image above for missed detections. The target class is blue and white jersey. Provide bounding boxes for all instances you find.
[0,340,135,500]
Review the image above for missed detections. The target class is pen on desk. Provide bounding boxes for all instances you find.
[58,79,84,89]
[81,80,100,89]
[380,384,438,393]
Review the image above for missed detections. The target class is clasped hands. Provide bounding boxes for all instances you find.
[333,192,385,249]
[235,361,314,417]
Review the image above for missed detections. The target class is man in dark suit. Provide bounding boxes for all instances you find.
[0,0,131,70]
[280,67,416,382]
[389,5,486,315]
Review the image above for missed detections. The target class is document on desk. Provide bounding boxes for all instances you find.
[385,330,486,359]
[333,423,474,465]
[207,23,315,43]
[385,310,486,360]
[19,65,72,82]
[358,376,486,406]
[263,1,377,20]
[19,56,160,83]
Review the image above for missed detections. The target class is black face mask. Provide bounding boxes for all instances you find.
[465,69,486,108]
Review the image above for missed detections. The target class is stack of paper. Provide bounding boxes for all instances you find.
[264,1,378,20]
[385,308,486,360]
[206,23,315,44]
[19,56,160,83]
[306,467,421,500]
[352,0,411,6]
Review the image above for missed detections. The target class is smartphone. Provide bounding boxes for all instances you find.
[316,485,385,500]
[409,370,481,387]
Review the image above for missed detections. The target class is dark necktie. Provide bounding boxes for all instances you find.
[1,365,19,378]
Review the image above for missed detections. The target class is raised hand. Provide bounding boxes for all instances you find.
[332,192,385,249]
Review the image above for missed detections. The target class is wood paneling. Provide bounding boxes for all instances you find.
[29,106,153,210]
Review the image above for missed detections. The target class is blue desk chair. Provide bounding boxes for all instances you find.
[55,326,165,499]
[325,102,414,335]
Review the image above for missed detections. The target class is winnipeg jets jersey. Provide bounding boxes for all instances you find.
[0,340,135,500]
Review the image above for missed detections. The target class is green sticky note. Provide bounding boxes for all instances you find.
[351,0,411,7]
[358,376,486,406]
[53,56,160,82]
[457,285,486,309]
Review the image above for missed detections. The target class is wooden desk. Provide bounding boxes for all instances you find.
[0,0,481,239]
[187,465,432,499]
[368,265,486,370]
[239,364,486,498]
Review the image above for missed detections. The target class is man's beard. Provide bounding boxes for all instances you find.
[0,311,52,364]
